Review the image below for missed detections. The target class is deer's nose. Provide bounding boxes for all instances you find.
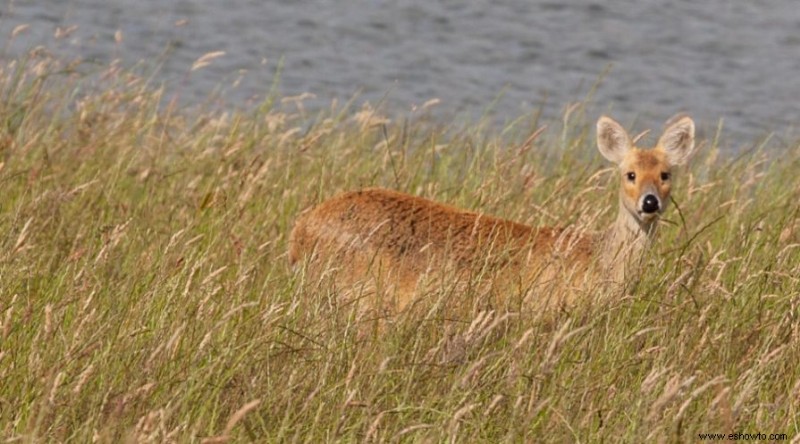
[642,194,660,214]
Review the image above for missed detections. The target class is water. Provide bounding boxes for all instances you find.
[2,1,800,145]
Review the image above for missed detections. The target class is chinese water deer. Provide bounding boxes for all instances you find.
[289,115,695,311]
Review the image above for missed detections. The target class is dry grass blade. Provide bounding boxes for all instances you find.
[12,24,30,38]
[13,217,34,254]
[192,51,226,71]
[224,398,261,435]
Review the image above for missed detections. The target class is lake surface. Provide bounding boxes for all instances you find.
[2,1,800,144]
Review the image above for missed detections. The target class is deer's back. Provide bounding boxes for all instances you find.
[289,188,594,276]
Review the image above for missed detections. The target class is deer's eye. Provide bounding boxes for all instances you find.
[626,172,636,182]
[661,172,671,181]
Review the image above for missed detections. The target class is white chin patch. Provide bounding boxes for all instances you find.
[638,211,660,221]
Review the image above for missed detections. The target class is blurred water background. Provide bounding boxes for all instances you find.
[2,1,799,145]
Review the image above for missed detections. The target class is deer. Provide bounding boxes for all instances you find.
[288,115,696,312]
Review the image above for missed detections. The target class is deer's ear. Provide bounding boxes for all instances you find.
[596,116,632,164]
[658,116,695,166]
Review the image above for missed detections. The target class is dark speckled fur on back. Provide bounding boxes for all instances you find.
[289,188,595,309]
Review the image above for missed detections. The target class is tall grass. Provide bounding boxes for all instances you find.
[1,49,799,443]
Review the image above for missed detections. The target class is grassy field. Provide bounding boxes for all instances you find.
[1,51,799,443]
